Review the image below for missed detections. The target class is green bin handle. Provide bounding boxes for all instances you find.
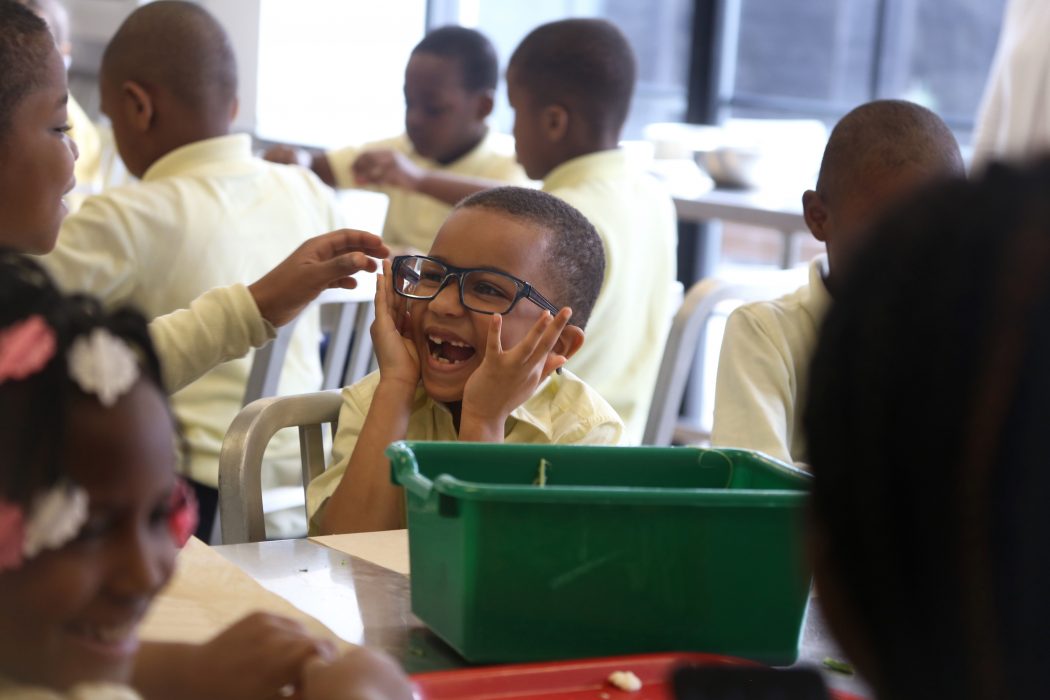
[386,441,434,500]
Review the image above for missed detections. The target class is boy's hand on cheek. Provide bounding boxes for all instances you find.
[460,308,571,441]
[353,149,423,191]
[371,261,420,394]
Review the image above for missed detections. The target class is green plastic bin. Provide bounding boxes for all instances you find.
[387,442,812,665]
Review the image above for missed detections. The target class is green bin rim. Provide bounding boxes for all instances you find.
[386,441,811,506]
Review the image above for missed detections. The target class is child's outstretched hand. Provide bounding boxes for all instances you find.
[302,647,414,700]
[249,229,390,328]
[371,259,421,390]
[353,149,423,191]
[460,308,572,441]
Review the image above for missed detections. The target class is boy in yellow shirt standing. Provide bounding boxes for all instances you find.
[43,0,346,536]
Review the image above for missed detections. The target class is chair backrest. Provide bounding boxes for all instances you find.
[219,390,343,544]
[642,269,806,446]
[242,284,375,406]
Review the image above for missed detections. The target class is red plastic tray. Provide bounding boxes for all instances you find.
[410,652,867,700]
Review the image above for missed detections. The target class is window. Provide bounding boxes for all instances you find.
[723,0,1008,135]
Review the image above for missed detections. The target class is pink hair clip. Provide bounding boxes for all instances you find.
[0,500,26,573]
[168,478,199,548]
[0,315,56,384]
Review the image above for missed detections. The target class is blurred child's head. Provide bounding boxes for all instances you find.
[804,159,1050,700]
[0,252,191,691]
[0,0,78,254]
[404,25,498,164]
[100,0,237,178]
[394,186,604,404]
[507,18,636,180]
[16,0,70,59]
[802,99,964,286]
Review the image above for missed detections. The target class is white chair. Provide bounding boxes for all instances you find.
[219,391,343,544]
[642,269,806,446]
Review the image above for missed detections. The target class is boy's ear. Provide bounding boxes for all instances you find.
[541,104,569,143]
[542,322,584,378]
[474,89,495,120]
[121,80,154,132]
[802,189,830,244]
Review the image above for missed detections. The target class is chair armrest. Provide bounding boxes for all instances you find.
[219,390,343,543]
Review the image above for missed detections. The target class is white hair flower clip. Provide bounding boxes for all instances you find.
[22,481,89,559]
[67,328,140,406]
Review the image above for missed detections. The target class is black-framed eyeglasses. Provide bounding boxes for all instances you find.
[391,255,560,316]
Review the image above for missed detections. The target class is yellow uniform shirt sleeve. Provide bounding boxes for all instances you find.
[710,306,796,464]
[148,284,274,394]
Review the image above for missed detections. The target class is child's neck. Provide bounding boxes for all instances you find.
[436,128,488,166]
[447,400,463,432]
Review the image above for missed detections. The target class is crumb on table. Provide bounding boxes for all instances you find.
[607,671,642,692]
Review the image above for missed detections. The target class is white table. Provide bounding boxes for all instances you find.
[673,188,807,271]
[212,533,871,696]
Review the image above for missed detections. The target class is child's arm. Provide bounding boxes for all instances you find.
[459,308,573,442]
[319,262,420,534]
[132,612,335,700]
[263,144,339,188]
[302,647,414,700]
[353,149,500,206]
[152,229,388,393]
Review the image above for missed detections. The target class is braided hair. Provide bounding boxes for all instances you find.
[0,251,166,507]
[804,158,1050,699]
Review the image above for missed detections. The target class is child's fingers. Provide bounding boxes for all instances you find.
[525,307,572,366]
[486,313,504,356]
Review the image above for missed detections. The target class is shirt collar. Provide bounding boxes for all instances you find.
[806,254,832,319]
[421,373,559,441]
[142,133,253,182]
[542,148,628,192]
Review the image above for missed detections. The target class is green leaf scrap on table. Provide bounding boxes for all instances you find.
[533,458,551,487]
[822,657,855,675]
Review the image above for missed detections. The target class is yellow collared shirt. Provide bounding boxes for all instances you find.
[710,255,832,466]
[543,149,679,444]
[44,133,343,487]
[306,368,624,522]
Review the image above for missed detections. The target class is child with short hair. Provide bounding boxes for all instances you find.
[265,25,529,253]
[0,253,412,699]
[369,19,679,443]
[711,99,965,465]
[804,158,1050,700]
[308,186,623,534]
[42,0,362,535]
[0,0,386,407]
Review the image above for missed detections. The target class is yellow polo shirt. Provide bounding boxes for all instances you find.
[710,256,832,466]
[325,130,530,252]
[543,149,679,444]
[306,369,624,523]
[44,134,343,488]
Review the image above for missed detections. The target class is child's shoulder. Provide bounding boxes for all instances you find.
[519,370,623,441]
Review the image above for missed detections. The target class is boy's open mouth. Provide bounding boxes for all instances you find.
[427,334,476,365]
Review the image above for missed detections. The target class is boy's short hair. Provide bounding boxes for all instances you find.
[0,0,52,135]
[413,25,498,93]
[804,158,1050,698]
[101,0,236,114]
[455,186,605,330]
[509,18,636,139]
[816,99,965,204]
